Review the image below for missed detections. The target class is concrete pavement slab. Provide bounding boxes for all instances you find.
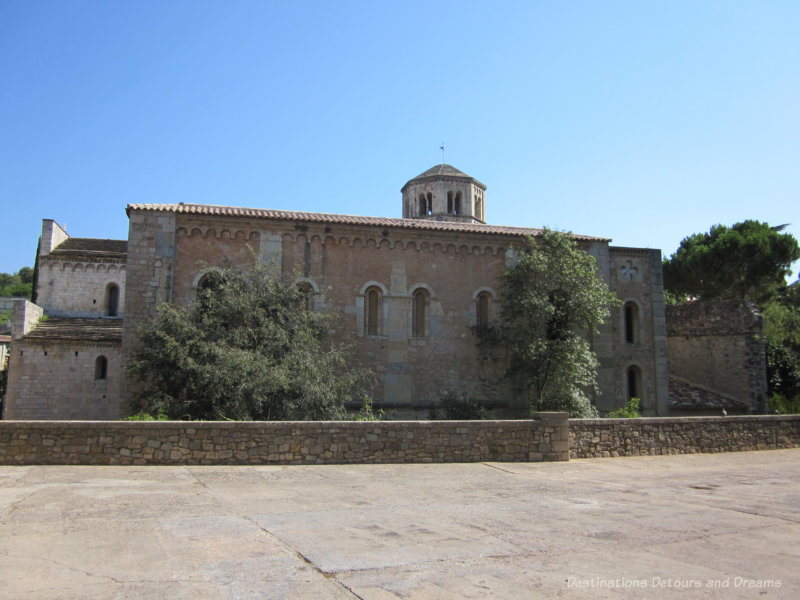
[0,450,798,598]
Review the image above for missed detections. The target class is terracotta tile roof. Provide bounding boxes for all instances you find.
[402,164,486,191]
[126,203,608,242]
[49,238,127,260]
[23,318,123,343]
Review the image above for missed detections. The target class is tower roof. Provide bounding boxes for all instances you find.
[401,164,486,192]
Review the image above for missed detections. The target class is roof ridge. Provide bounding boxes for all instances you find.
[125,203,609,242]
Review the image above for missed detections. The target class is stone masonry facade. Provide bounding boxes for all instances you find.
[666,300,768,413]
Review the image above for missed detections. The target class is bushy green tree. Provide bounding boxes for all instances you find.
[476,231,618,418]
[663,221,799,304]
[764,281,800,412]
[0,267,33,298]
[126,261,372,420]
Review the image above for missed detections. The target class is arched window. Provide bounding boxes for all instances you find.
[447,191,454,214]
[296,281,314,311]
[476,292,491,327]
[418,194,426,216]
[627,366,641,400]
[454,191,462,215]
[365,286,382,336]
[623,301,639,344]
[95,356,108,380]
[197,271,223,293]
[426,193,433,215]
[105,283,119,317]
[412,289,428,337]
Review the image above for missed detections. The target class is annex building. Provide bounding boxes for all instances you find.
[5,165,678,419]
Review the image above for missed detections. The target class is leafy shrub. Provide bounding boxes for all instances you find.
[770,393,800,415]
[439,391,487,420]
[353,397,384,421]
[608,397,642,418]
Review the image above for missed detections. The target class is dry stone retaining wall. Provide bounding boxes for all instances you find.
[0,415,568,465]
[569,415,800,459]
[1,415,797,465]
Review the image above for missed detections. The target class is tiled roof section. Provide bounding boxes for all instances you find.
[126,203,609,242]
[23,318,123,343]
[0,334,10,345]
[668,376,749,412]
[402,164,486,190]
[49,238,127,260]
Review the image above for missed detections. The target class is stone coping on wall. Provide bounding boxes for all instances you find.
[0,415,569,466]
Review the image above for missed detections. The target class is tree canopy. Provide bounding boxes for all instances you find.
[663,221,800,304]
[126,261,371,420]
[0,267,33,298]
[475,231,618,417]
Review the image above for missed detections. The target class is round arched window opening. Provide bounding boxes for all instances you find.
[95,356,108,380]
[105,283,119,317]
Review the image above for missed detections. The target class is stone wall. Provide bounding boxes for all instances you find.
[666,300,768,413]
[569,415,800,458]
[0,414,569,465]
[36,260,126,318]
[4,339,121,420]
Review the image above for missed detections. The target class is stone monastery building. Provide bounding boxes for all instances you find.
[4,165,673,419]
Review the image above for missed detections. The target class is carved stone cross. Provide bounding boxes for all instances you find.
[620,261,639,281]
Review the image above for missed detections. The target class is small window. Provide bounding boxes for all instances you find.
[95,356,108,380]
[426,193,433,215]
[454,191,462,215]
[623,302,639,344]
[418,194,426,216]
[412,289,428,337]
[626,366,640,400]
[365,286,382,336]
[476,292,490,327]
[105,283,119,317]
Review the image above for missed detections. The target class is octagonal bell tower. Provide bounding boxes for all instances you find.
[401,164,486,224]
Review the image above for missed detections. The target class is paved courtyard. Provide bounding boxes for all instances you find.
[0,449,798,599]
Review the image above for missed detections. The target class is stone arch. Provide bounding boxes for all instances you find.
[410,286,431,338]
[625,364,643,402]
[472,287,497,327]
[176,227,188,237]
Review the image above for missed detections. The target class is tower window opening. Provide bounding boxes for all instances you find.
[418,194,426,216]
[447,191,454,214]
[455,191,462,215]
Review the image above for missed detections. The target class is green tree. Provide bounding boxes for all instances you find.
[663,221,800,304]
[0,267,33,299]
[763,281,800,412]
[476,231,618,418]
[126,260,372,420]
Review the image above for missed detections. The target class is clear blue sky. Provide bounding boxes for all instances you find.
[1,1,798,279]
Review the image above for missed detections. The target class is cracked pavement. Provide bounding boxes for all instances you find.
[1,449,798,599]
